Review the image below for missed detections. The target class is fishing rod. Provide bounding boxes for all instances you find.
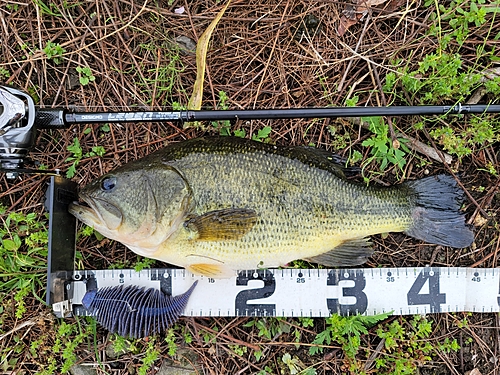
[1,84,499,178]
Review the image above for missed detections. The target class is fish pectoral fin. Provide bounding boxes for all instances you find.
[186,264,236,278]
[185,208,258,241]
[304,237,373,267]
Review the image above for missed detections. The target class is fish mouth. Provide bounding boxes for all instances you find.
[69,193,123,231]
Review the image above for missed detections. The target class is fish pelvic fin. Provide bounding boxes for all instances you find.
[187,263,237,278]
[304,237,373,267]
[185,208,258,241]
[404,174,474,248]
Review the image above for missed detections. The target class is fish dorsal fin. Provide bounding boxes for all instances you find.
[304,237,373,267]
[185,208,258,241]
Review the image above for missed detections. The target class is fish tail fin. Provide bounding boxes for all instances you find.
[404,174,474,248]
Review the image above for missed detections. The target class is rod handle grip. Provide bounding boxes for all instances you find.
[35,109,67,128]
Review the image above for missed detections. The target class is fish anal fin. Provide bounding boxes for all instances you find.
[186,264,236,278]
[304,237,373,267]
[185,208,258,241]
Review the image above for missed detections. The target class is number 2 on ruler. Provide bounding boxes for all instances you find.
[235,271,276,315]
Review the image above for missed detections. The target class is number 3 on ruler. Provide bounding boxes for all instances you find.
[407,268,446,313]
[326,270,368,315]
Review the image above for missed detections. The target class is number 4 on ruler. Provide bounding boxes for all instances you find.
[407,268,446,313]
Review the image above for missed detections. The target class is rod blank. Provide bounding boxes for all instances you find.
[35,104,500,128]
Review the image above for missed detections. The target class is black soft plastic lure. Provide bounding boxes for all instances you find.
[82,281,198,338]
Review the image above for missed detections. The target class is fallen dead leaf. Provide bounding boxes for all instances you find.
[357,0,389,14]
[465,369,482,375]
[188,0,232,111]
[473,213,489,227]
[338,0,398,36]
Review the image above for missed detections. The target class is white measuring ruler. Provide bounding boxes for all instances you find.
[54,267,500,318]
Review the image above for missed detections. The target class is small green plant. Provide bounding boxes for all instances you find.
[233,129,246,138]
[136,41,185,105]
[79,225,95,238]
[327,124,351,151]
[182,327,193,344]
[25,318,95,374]
[428,114,499,158]
[133,256,156,272]
[309,313,392,356]
[244,317,290,340]
[401,53,481,103]
[212,90,232,135]
[482,161,498,176]
[76,66,95,86]
[373,315,458,374]
[110,334,132,356]
[484,75,500,95]
[200,325,219,344]
[349,150,363,165]
[289,317,315,349]
[65,138,83,178]
[165,328,178,356]
[0,67,10,79]
[78,225,104,241]
[6,3,19,11]
[252,126,272,142]
[361,117,410,177]
[33,0,62,16]
[66,138,106,178]
[43,40,65,64]
[318,74,335,105]
[308,314,462,374]
[281,353,316,375]
[228,344,248,357]
[382,1,500,163]
[210,91,272,140]
[345,95,360,107]
[100,124,111,132]
[58,322,84,372]
[139,339,160,375]
[0,207,48,318]
[257,366,276,375]
[425,0,497,47]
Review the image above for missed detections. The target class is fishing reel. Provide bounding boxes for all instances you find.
[0,85,69,179]
[0,85,38,178]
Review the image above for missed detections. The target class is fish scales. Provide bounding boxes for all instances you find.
[69,137,473,278]
[164,151,405,246]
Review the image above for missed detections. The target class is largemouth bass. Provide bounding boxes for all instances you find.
[69,137,474,278]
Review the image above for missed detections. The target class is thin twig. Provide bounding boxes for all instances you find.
[0,320,36,342]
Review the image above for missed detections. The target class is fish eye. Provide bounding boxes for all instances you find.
[101,177,117,192]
